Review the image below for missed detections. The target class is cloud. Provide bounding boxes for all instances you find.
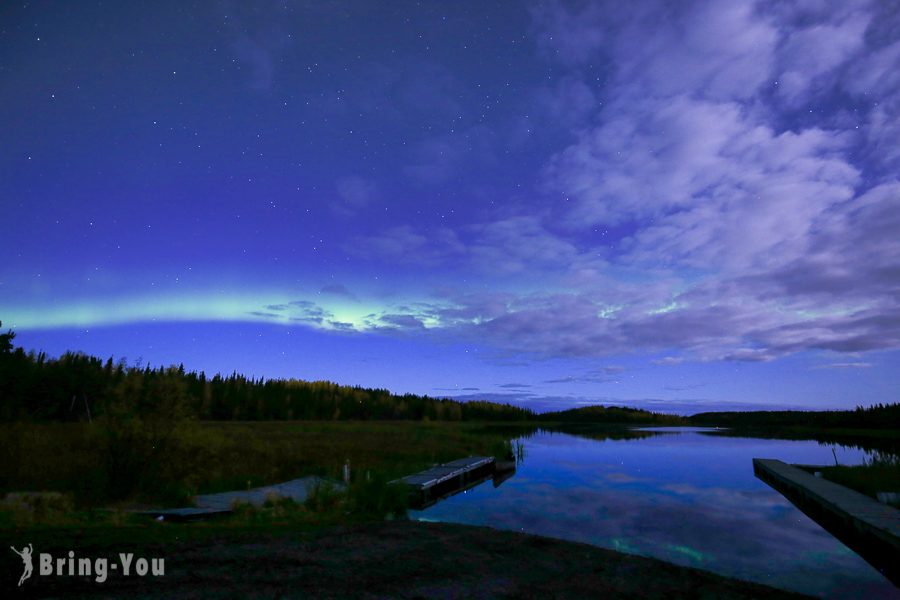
[740,183,900,301]
[351,216,578,274]
[467,216,578,274]
[653,357,685,366]
[545,96,860,271]
[333,176,377,217]
[403,125,496,185]
[287,300,334,325]
[544,366,623,385]
[320,283,357,300]
[440,392,813,415]
[434,387,481,392]
[619,2,778,101]
[247,311,279,319]
[334,1,900,366]
[543,375,613,385]
[813,362,872,370]
[775,10,869,105]
[375,313,426,330]
[427,0,899,362]
[532,1,777,99]
[430,291,518,324]
[544,376,584,384]
[351,225,466,267]
[664,383,707,392]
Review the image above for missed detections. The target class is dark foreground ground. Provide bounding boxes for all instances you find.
[5,520,809,599]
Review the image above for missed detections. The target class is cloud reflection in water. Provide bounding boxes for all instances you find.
[411,430,896,598]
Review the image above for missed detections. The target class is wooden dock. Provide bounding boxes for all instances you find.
[753,458,900,585]
[140,458,512,519]
[137,475,335,522]
[394,456,497,509]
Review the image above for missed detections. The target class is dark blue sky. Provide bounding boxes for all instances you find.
[2,1,898,413]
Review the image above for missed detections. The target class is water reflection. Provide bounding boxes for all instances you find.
[754,459,899,586]
[406,458,517,510]
[410,429,898,598]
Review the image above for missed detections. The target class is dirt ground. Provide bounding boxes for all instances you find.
[6,520,809,599]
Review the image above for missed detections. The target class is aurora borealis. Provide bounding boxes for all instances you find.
[2,1,898,412]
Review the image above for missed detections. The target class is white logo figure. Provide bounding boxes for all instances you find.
[11,544,33,586]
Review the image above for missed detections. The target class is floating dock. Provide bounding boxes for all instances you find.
[136,506,233,522]
[140,458,514,520]
[394,456,498,509]
[137,475,335,521]
[753,458,900,585]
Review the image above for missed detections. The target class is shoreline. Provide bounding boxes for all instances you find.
[3,520,810,598]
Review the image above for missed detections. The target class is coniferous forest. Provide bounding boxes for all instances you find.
[0,325,532,423]
[2,324,895,429]
[2,323,896,428]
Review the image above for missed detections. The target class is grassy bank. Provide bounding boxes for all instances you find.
[817,454,900,507]
[0,420,533,510]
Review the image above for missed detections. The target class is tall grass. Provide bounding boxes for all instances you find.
[819,452,900,506]
[0,421,525,509]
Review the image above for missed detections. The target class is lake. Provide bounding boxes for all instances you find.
[409,428,898,598]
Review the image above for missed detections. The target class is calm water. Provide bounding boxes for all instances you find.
[410,428,898,598]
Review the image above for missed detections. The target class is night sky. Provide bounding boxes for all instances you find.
[2,1,898,413]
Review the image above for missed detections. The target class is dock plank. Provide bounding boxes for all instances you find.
[397,456,495,491]
[193,475,332,511]
[394,456,496,508]
[136,507,233,521]
[135,475,337,521]
[754,459,900,538]
[754,458,899,586]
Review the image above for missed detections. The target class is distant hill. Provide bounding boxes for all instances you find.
[3,323,893,428]
[688,404,900,430]
[0,339,696,427]
[539,405,686,425]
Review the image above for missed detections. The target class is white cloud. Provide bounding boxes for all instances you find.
[343,0,900,363]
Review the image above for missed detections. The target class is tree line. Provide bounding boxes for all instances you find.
[0,323,702,426]
[0,325,534,423]
[537,405,685,425]
[688,404,900,430]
